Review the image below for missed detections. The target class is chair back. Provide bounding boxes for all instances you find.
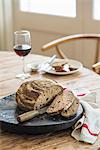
[42,34,100,65]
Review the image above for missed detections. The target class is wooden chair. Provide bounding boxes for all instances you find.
[92,62,100,74]
[41,34,100,74]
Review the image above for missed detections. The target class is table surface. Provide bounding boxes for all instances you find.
[0,51,100,150]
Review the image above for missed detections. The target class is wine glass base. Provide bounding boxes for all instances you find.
[16,73,31,80]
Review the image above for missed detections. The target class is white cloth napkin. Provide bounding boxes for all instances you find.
[71,94,100,144]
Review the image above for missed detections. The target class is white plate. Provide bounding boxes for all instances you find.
[44,59,83,75]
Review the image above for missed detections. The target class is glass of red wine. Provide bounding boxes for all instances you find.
[13,30,31,79]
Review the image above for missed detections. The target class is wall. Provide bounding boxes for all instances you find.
[0,0,5,50]
[0,0,13,51]
[29,29,96,68]
[0,0,98,69]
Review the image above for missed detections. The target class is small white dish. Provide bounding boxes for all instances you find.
[27,63,39,71]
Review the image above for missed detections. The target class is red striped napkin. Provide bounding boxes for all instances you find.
[71,95,100,144]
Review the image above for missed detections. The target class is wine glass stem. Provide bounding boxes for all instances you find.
[22,57,25,74]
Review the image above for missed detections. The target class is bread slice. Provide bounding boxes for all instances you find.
[16,79,63,110]
[61,96,79,118]
[46,90,74,114]
[34,83,63,110]
[52,59,68,67]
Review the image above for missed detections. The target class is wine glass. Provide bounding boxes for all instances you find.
[13,30,31,80]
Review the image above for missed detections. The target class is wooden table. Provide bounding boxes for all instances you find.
[0,51,100,150]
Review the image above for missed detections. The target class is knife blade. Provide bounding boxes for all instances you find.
[17,106,48,123]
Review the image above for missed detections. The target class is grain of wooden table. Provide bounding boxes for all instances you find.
[0,51,100,150]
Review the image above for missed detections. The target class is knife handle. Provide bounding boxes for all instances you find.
[17,110,39,122]
[48,55,56,64]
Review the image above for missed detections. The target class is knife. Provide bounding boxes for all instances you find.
[38,55,57,72]
[17,106,48,123]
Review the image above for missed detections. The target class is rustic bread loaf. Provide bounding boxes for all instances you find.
[16,79,63,110]
[46,90,74,114]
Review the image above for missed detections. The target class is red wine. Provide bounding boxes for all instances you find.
[14,44,31,57]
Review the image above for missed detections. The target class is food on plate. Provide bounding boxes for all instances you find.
[52,60,77,72]
[69,64,78,71]
[52,60,68,72]
[16,79,63,110]
[52,60,68,67]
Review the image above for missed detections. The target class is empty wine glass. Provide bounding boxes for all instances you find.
[13,30,31,80]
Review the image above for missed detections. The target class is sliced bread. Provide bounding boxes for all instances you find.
[46,90,74,114]
[61,96,79,118]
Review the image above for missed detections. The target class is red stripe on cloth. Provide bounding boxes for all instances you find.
[77,93,86,96]
[82,124,98,136]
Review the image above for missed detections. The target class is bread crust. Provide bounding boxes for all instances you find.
[16,79,63,110]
